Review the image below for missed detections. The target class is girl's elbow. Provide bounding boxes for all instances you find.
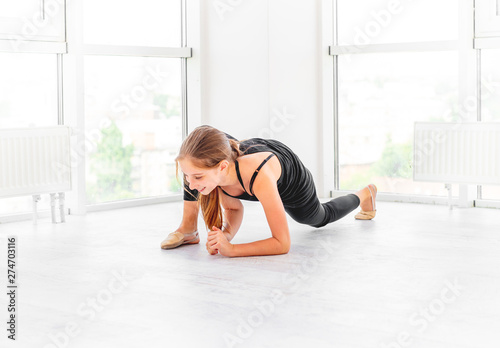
[280,240,291,254]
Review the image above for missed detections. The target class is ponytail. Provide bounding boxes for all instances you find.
[176,126,242,231]
[199,187,223,230]
[228,138,241,160]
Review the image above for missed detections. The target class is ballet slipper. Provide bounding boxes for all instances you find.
[160,230,199,249]
[354,210,376,220]
[355,184,377,220]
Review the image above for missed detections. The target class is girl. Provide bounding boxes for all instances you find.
[161,125,377,257]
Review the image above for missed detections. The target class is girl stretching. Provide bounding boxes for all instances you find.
[161,125,377,257]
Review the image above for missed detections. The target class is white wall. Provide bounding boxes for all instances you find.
[194,0,329,195]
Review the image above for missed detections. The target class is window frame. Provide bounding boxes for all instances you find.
[64,0,196,215]
[475,0,500,205]
[324,0,487,208]
[475,0,500,38]
[0,0,66,43]
[0,0,199,220]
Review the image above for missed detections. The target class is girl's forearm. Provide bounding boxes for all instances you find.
[230,237,290,257]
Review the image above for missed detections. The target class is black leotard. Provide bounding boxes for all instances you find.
[183,137,360,228]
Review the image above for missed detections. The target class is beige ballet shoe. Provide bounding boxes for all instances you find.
[160,230,199,249]
[355,184,377,220]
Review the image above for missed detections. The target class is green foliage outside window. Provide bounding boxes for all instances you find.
[87,121,135,203]
[153,94,181,118]
[341,135,412,190]
[371,135,412,179]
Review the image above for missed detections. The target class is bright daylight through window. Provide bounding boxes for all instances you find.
[84,57,182,204]
[83,0,184,204]
[336,0,460,197]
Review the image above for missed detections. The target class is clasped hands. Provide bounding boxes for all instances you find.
[206,226,234,257]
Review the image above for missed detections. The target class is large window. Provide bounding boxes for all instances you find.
[338,51,459,196]
[334,0,460,198]
[81,0,186,206]
[0,0,188,219]
[84,56,182,204]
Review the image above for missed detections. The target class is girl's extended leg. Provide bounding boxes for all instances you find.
[282,167,360,227]
[285,193,360,228]
[283,169,376,227]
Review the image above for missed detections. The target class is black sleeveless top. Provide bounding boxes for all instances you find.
[220,138,314,208]
[220,153,276,201]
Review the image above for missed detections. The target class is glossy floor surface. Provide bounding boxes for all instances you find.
[0,201,499,348]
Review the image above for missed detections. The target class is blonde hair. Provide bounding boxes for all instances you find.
[176,125,242,230]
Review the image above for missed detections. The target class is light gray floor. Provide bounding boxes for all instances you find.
[0,200,499,348]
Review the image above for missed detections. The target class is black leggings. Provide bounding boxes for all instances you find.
[285,193,360,228]
[271,160,360,228]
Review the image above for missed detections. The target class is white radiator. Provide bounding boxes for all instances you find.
[414,122,500,185]
[0,126,72,223]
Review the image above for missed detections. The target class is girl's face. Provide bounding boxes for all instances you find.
[179,159,225,195]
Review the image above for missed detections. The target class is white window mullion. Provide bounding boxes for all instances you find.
[320,0,335,197]
[82,45,191,58]
[185,0,202,135]
[458,0,478,207]
[332,0,340,192]
[0,39,66,54]
[63,0,86,215]
[474,36,500,48]
[329,40,459,56]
